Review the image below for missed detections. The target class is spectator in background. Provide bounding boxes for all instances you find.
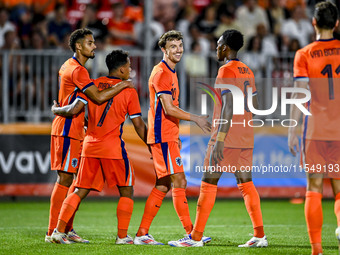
[186,24,210,55]
[242,35,265,78]
[214,10,241,40]
[235,0,269,45]
[281,5,313,50]
[33,0,65,18]
[48,3,72,48]
[30,30,47,49]
[0,7,16,48]
[153,0,180,28]
[76,4,108,41]
[266,0,289,35]
[125,0,143,23]
[185,41,208,78]
[195,4,219,43]
[108,2,136,47]
[288,38,300,52]
[16,7,33,49]
[1,30,20,50]
[256,23,278,57]
[176,4,198,44]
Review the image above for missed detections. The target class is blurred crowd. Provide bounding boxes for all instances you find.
[0,0,340,80]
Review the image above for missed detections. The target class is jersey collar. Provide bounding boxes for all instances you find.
[72,55,82,66]
[225,58,239,64]
[316,38,335,42]
[106,76,122,80]
[161,60,176,73]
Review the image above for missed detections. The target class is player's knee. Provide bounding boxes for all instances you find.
[172,176,187,188]
[155,185,170,193]
[202,177,219,185]
[307,177,323,193]
[118,186,134,198]
[236,177,252,185]
[57,171,74,187]
[74,188,89,200]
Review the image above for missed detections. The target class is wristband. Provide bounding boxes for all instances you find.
[216,132,227,142]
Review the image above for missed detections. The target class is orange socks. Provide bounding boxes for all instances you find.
[57,193,81,233]
[172,188,193,234]
[65,180,76,233]
[192,181,217,241]
[305,191,323,255]
[238,181,264,238]
[137,188,166,236]
[117,197,134,238]
[334,192,340,227]
[48,182,69,235]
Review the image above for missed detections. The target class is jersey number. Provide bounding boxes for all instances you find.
[321,64,340,100]
[97,98,113,127]
[243,81,251,112]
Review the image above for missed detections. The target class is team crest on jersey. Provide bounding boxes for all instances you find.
[175,157,182,166]
[71,158,78,168]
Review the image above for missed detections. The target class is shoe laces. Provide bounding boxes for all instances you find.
[178,236,191,242]
[146,234,155,240]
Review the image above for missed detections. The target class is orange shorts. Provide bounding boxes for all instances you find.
[302,140,340,178]
[50,135,82,174]
[151,141,184,179]
[203,144,253,172]
[75,157,135,192]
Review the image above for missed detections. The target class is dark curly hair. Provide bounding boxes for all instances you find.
[105,49,129,73]
[68,28,93,52]
[221,29,244,52]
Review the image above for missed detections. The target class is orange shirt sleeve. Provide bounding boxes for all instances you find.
[72,66,95,93]
[128,89,142,119]
[152,70,173,97]
[294,50,309,80]
[216,66,236,96]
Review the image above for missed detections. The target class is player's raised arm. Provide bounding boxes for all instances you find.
[84,80,134,105]
[212,92,233,164]
[288,80,308,156]
[51,98,86,117]
[159,93,211,133]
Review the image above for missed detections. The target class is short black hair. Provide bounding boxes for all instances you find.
[314,1,338,29]
[105,49,129,73]
[68,28,93,52]
[221,29,244,51]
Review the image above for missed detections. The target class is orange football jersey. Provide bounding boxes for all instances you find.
[82,76,141,159]
[51,56,94,140]
[147,60,180,144]
[209,59,257,148]
[294,39,340,141]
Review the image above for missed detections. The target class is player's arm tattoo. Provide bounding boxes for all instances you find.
[51,98,85,117]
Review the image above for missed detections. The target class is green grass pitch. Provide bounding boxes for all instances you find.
[0,199,338,254]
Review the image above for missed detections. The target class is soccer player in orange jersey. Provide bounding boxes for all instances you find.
[171,29,268,247]
[50,49,148,244]
[46,28,133,243]
[133,30,211,245]
[288,2,340,254]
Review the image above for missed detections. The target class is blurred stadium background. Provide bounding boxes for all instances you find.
[0,0,339,199]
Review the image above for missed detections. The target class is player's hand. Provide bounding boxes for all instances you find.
[120,80,135,89]
[178,137,182,150]
[51,100,60,114]
[288,131,299,157]
[212,141,224,165]
[194,115,211,133]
